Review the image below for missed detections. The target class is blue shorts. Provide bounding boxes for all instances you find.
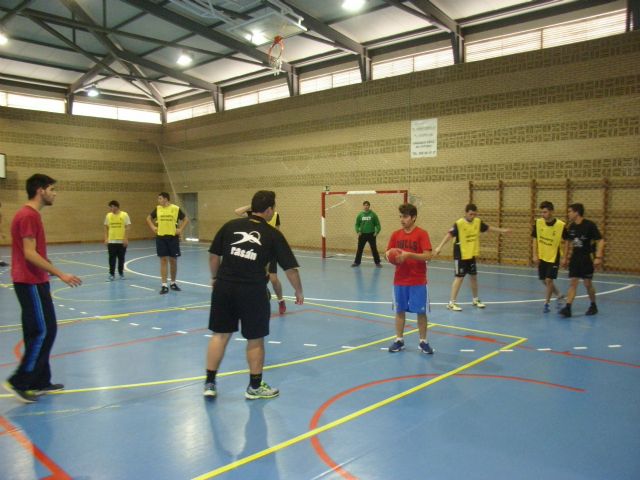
[393,285,429,314]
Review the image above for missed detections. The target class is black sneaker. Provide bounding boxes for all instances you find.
[2,380,37,403]
[160,286,169,294]
[559,305,572,318]
[351,263,359,267]
[585,305,598,316]
[33,383,65,396]
[170,283,181,291]
[0,261,9,267]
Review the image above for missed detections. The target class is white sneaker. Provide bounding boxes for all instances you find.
[447,302,462,311]
[203,382,217,397]
[245,381,279,400]
[472,298,486,308]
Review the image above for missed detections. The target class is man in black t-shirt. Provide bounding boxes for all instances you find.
[204,190,303,400]
[559,203,604,318]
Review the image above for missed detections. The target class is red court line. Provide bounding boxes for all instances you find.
[2,310,310,366]
[0,416,72,480]
[309,373,585,480]
[430,329,640,369]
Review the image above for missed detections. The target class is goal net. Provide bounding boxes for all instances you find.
[321,190,408,259]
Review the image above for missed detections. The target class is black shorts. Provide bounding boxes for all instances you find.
[209,280,271,339]
[569,258,594,279]
[538,259,559,280]
[454,258,477,277]
[156,235,181,257]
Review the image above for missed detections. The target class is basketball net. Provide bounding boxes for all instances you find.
[267,35,285,76]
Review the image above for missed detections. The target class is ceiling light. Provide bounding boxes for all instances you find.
[0,32,8,46]
[342,0,365,12]
[177,52,193,66]
[87,86,99,97]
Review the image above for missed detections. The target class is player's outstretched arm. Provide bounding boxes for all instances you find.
[434,232,453,255]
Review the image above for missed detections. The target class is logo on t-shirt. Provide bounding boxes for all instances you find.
[231,231,262,246]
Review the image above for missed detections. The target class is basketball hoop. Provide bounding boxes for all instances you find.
[267,35,285,75]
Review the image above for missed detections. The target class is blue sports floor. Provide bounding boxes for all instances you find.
[1,241,639,480]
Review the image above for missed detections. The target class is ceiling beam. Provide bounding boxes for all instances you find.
[60,0,170,108]
[120,0,292,73]
[0,0,36,29]
[408,0,458,33]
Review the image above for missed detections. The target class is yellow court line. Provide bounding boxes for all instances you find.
[193,335,528,479]
[55,330,417,394]
[303,300,524,340]
[0,303,210,331]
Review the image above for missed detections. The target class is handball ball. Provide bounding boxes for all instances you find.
[387,248,404,265]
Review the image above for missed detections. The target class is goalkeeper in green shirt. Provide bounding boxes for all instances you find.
[352,201,382,267]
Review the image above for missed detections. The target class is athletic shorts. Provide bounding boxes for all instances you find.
[156,235,181,257]
[568,258,594,279]
[393,285,429,314]
[209,280,271,339]
[454,258,477,277]
[538,259,560,280]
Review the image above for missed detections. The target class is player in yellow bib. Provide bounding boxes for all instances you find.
[434,204,509,311]
[104,200,131,281]
[531,201,566,313]
[146,192,189,294]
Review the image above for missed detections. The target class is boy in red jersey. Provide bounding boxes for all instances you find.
[385,203,434,354]
[3,174,82,403]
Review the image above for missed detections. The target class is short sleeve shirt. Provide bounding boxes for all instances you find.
[387,227,432,286]
[11,205,49,284]
[563,219,602,259]
[209,215,298,284]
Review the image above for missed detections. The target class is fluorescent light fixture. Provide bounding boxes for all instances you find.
[0,32,8,45]
[177,52,193,66]
[87,86,99,97]
[342,0,365,12]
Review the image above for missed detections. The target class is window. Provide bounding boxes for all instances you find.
[117,107,161,124]
[73,102,118,119]
[167,108,193,123]
[414,48,454,71]
[167,102,216,123]
[258,85,289,103]
[73,102,161,123]
[373,56,414,80]
[226,92,258,110]
[6,93,65,113]
[466,10,626,63]
[300,68,361,94]
[543,10,626,48]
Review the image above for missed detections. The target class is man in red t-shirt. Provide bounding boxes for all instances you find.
[3,174,82,404]
[385,203,434,354]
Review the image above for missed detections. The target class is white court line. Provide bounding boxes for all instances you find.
[573,346,587,350]
[124,254,637,305]
[304,343,317,347]
[130,284,154,291]
[129,323,139,326]
[151,327,162,330]
[608,345,622,348]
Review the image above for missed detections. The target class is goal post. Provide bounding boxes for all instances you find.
[321,189,408,259]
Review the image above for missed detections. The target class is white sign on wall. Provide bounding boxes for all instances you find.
[411,118,438,158]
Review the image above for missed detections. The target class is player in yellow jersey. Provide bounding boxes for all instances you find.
[146,192,189,294]
[434,204,509,311]
[531,201,565,313]
[104,200,131,281]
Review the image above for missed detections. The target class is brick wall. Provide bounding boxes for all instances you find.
[1,31,638,271]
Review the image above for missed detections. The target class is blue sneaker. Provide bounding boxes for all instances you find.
[388,339,405,352]
[419,341,434,354]
[543,303,551,313]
